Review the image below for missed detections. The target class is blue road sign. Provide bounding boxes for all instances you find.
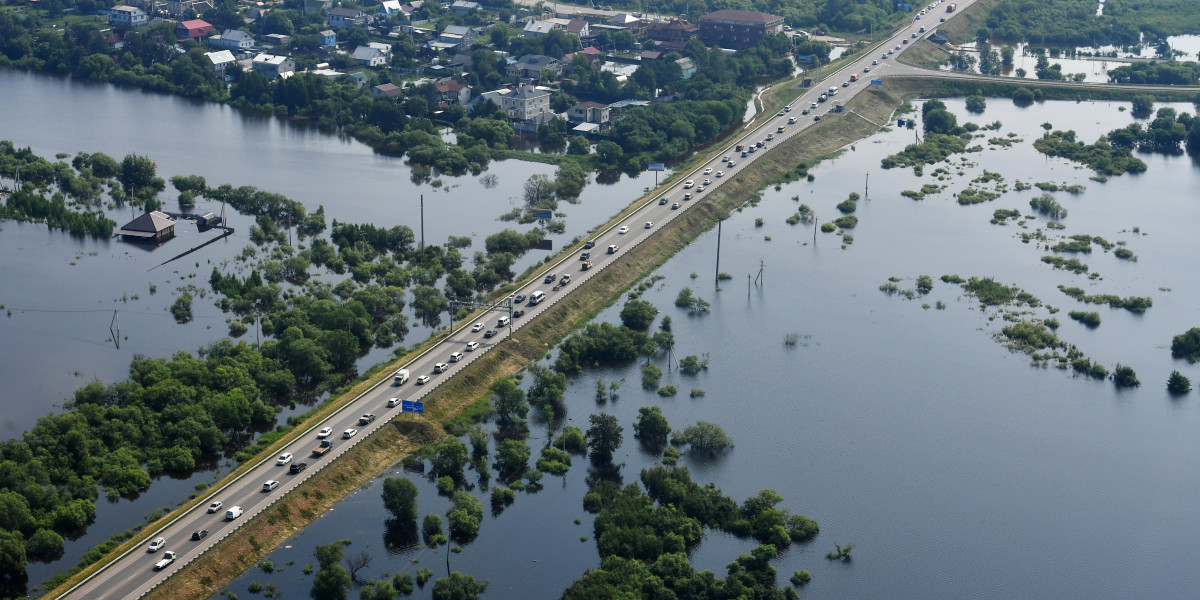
[871,79,883,85]
[647,162,665,172]
[412,401,424,414]
[531,210,553,220]
[401,400,416,412]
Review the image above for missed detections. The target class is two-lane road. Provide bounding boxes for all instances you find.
[63,3,980,598]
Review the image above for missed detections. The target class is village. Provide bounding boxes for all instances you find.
[94,0,837,135]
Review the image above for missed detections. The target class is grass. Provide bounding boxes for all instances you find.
[74,66,914,600]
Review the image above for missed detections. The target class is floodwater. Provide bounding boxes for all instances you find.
[0,69,666,590]
[949,35,1200,82]
[221,97,1200,599]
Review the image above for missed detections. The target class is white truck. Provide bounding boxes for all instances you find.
[393,369,409,385]
[154,551,177,570]
[225,506,243,520]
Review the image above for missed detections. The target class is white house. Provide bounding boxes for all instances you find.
[523,20,554,38]
[251,53,296,79]
[109,5,149,27]
[204,50,236,76]
[352,42,393,67]
[207,29,254,50]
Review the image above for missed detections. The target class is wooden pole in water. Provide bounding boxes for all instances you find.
[714,219,722,288]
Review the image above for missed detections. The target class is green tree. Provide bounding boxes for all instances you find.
[672,422,734,453]
[1113,364,1140,388]
[1171,327,1200,362]
[620,300,658,331]
[0,530,26,580]
[924,109,958,134]
[381,478,419,521]
[1167,370,1192,394]
[432,437,469,481]
[25,528,65,562]
[490,377,529,428]
[1131,94,1155,119]
[567,136,590,155]
[311,542,351,600]
[587,413,623,464]
[633,406,671,440]
[119,153,164,201]
[432,572,489,600]
[965,95,987,114]
[447,491,483,541]
[494,439,530,478]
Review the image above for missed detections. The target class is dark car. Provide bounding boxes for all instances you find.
[580,252,590,261]
[513,294,526,303]
[658,197,668,205]
[191,529,209,541]
[289,462,308,474]
[583,239,596,249]
[484,329,496,338]
[513,309,525,318]
[544,274,556,284]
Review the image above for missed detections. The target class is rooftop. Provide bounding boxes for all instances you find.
[699,9,784,24]
[116,211,174,237]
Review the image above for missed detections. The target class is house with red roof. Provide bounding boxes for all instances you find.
[175,19,215,42]
[434,78,472,105]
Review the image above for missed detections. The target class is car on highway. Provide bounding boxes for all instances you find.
[683,192,693,200]
[154,551,177,571]
[658,197,668,205]
[275,453,293,466]
[471,322,484,332]
[449,351,464,362]
[864,66,870,72]
[703,178,711,185]
[342,429,358,439]
[645,221,654,229]
[727,161,737,167]
[802,108,809,115]
[940,16,945,21]
[785,105,792,112]
[290,461,308,474]
[716,170,724,177]
[618,226,629,234]
[696,185,705,193]
[416,374,431,384]
[580,251,590,260]
[513,309,525,318]
[359,413,376,424]
[882,54,888,59]
[671,202,681,209]
[317,427,333,438]
[560,274,572,284]
[148,537,166,553]
[814,115,822,121]
[607,244,618,254]
[191,529,208,541]
[872,59,878,65]
[514,294,526,303]
[583,239,596,249]
[544,273,557,283]
[903,38,908,44]
[703,167,713,174]
[433,362,449,373]
[683,180,694,188]
[483,329,496,339]
[788,116,797,123]
[895,45,901,51]
[776,110,785,116]
[263,479,280,492]
[811,102,817,109]
[207,501,223,513]
[722,155,730,162]
[466,341,479,351]
[388,397,401,407]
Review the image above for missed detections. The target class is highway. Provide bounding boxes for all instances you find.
[61,2,979,598]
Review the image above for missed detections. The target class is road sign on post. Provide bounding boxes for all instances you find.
[412,401,424,414]
[648,162,665,186]
[401,400,416,412]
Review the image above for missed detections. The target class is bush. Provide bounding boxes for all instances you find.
[671,422,734,453]
[836,199,857,214]
[1171,327,1200,362]
[1068,311,1101,328]
[678,354,708,375]
[1167,370,1192,394]
[1029,193,1067,219]
[820,222,836,233]
[1112,364,1140,388]
[790,570,812,587]
[642,365,662,389]
[657,385,677,397]
[832,215,858,229]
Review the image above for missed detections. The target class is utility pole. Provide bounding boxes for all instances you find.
[754,260,764,286]
[865,173,869,201]
[714,219,722,288]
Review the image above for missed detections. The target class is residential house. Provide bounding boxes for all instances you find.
[109,6,149,27]
[468,88,511,113]
[698,9,785,49]
[319,29,337,48]
[165,0,214,19]
[567,100,610,125]
[606,13,639,28]
[328,7,369,28]
[263,33,291,46]
[352,42,393,67]
[251,53,296,79]
[116,211,175,244]
[565,19,589,38]
[675,57,696,78]
[502,85,552,128]
[563,46,603,69]
[428,24,475,52]
[97,29,126,50]
[303,0,331,16]
[372,83,405,99]
[434,78,471,105]
[449,0,479,13]
[522,20,554,38]
[507,54,562,80]
[245,7,269,32]
[378,0,403,16]
[204,50,236,76]
[207,28,254,50]
[645,18,698,50]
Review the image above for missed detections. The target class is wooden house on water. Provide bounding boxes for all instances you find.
[116,211,176,244]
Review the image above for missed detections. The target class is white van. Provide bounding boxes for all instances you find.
[393,369,409,385]
[497,315,510,327]
[528,291,545,306]
[226,506,243,520]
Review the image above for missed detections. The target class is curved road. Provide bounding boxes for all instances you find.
[62,1,1016,598]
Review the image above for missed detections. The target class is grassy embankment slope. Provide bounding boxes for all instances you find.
[127,81,906,600]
